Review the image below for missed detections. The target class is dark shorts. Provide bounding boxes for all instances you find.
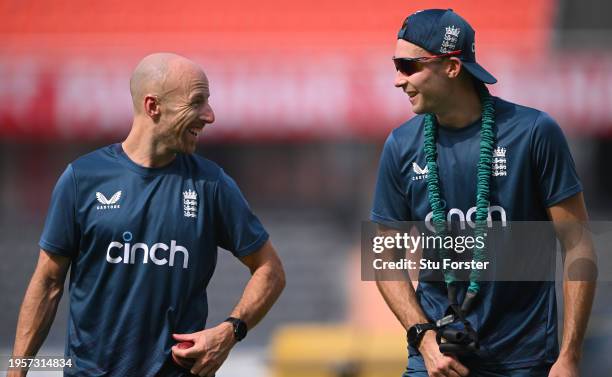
[403,355,552,377]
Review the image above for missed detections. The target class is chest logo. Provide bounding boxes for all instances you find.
[412,162,429,181]
[424,205,508,232]
[183,189,198,218]
[493,147,507,177]
[441,25,460,53]
[96,191,122,210]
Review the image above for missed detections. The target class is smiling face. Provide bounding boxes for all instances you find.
[393,39,454,115]
[156,62,215,154]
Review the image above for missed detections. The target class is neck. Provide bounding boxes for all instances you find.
[435,84,482,129]
[122,119,176,168]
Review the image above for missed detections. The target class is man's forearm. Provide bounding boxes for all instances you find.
[12,274,64,358]
[545,194,596,364]
[374,226,429,329]
[9,270,65,377]
[229,260,285,329]
[559,279,595,361]
[376,280,429,330]
[557,217,596,362]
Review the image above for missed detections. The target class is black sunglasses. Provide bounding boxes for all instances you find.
[393,50,462,76]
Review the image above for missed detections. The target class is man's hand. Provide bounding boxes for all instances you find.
[420,332,470,377]
[171,240,283,377]
[548,355,579,377]
[171,322,236,377]
[6,367,27,377]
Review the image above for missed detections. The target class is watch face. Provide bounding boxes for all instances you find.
[408,326,419,342]
[408,324,432,348]
[235,320,247,340]
[225,317,248,341]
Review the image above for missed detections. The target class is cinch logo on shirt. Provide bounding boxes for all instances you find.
[105,231,189,269]
[424,205,507,232]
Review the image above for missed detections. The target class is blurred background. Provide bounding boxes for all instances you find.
[1,0,611,376]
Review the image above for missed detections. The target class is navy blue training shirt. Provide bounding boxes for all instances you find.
[39,144,269,376]
[371,97,582,368]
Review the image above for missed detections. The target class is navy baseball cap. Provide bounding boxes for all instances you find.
[397,9,497,84]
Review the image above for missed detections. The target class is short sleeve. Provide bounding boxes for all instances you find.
[370,132,411,225]
[39,164,80,258]
[215,169,269,257]
[530,112,583,207]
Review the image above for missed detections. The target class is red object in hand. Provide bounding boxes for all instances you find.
[172,341,195,369]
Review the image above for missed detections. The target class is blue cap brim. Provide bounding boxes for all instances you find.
[462,61,497,84]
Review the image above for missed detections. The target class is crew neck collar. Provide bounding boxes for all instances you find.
[436,97,496,133]
[437,116,482,133]
[113,143,180,176]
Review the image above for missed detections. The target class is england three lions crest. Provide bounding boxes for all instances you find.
[492,147,507,177]
[183,189,198,218]
[440,25,460,53]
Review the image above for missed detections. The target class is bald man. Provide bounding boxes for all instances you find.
[9,53,286,377]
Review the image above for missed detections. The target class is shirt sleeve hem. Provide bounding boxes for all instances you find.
[231,232,270,258]
[39,240,75,257]
[369,212,407,229]
[544,183,583,207]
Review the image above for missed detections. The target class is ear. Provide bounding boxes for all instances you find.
[143,95,161,120]
[445,57,463,79]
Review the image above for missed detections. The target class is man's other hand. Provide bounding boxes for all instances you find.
[171,322,236,377]
[548,355,579,377]
[420,331,470,377]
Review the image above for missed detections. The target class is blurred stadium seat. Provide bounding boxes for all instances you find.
[2,0,612,140]
[269,324,406,377]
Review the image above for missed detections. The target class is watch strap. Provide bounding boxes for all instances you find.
[224,317,247,341]
[408,322,436,349]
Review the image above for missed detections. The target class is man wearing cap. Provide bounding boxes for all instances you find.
[371,9,595,377]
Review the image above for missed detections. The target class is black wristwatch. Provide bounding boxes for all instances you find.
[407,323,436,349]
[224,317,248,341]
